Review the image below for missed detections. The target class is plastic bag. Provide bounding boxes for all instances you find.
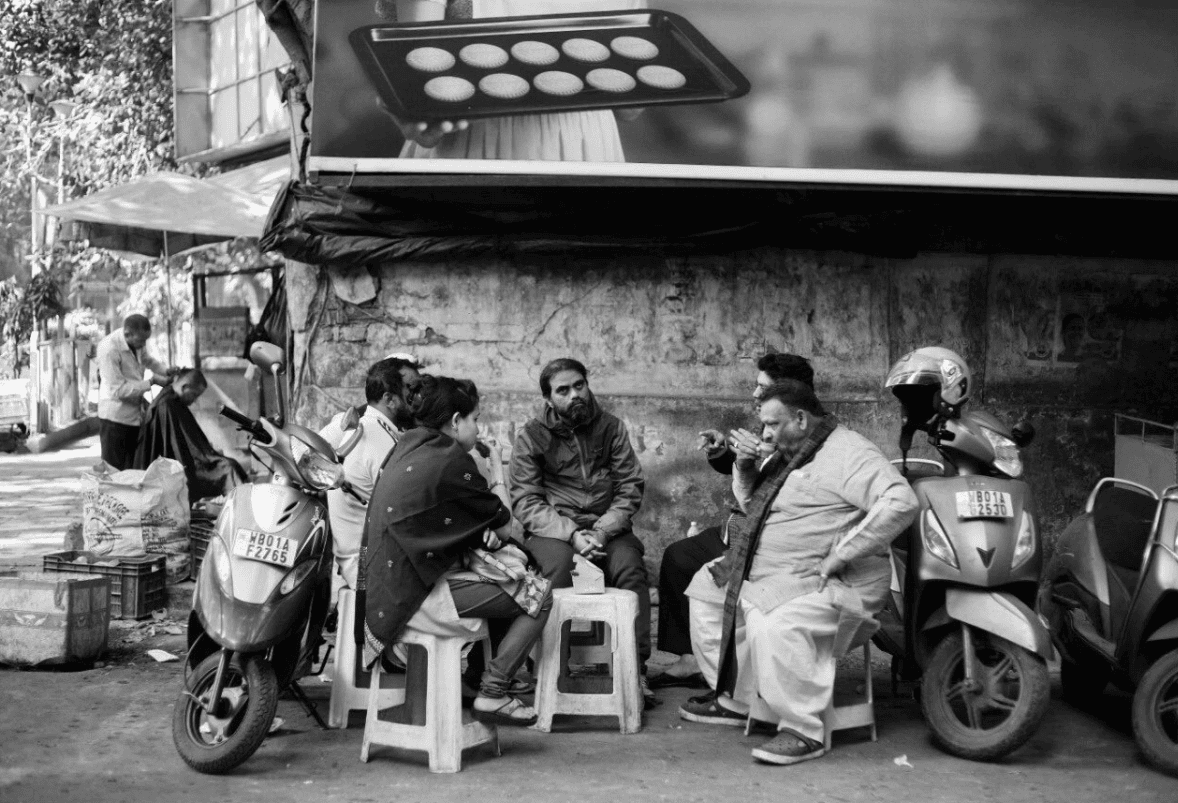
[81,458,190,582]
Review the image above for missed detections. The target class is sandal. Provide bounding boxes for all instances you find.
[750,728,826,766]
[471,695,538,727]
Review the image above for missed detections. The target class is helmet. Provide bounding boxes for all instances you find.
[885,346,972,420]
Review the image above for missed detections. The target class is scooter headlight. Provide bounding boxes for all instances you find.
[290,436,345,491]
[208,536,233,595]
[278,560,318,596]
[981,427,1023,478]
[1012,511,1036,569]
[923,509,959,569]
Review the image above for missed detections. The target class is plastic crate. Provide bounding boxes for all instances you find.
[189,515,216,580]
[41,551,166,620]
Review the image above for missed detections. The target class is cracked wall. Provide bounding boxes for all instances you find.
[286,249,1178,576]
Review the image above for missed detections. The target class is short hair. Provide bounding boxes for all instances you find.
[757,352,814,388]
[176,368,206,387]
[539,358,588,397]
[123,314,151,334]
[760,378,826,417]
[364,358,406,403]
[411,375,479,430]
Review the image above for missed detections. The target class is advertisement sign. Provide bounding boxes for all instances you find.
[309,0,1178,189]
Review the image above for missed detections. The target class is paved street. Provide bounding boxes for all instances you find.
[0,435,99,571]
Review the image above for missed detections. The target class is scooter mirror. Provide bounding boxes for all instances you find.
[248,341,286,375]
[1012,421,1036,448]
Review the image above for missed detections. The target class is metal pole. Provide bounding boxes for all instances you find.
[163,232,174,366]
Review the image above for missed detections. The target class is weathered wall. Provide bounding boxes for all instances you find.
[285,249,1178,576]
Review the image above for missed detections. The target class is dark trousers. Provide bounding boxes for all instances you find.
[99,419,140,471]
[657,526,727,656]
[526,531,652,664]
[448,578,552,698]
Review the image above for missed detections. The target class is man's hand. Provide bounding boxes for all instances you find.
[728,427,762,468]
[483,529,503,550]
[572,530,606,561]
[796,554,846,592]
[697,429,727,455]
[150,372,170,386]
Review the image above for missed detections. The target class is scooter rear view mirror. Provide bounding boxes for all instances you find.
[248,341,286,375]
[1012,421,1036,448]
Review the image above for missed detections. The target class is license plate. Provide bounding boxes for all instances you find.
[955,490,1013,520]
[232,529,297,567]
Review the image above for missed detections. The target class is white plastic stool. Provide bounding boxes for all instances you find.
[743,642,876,750]
[532,588,642,734]
[327,589,406,728]
[360,621,499,773]
[822,642,877,750]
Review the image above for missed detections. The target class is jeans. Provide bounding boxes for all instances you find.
[448,577,552,698]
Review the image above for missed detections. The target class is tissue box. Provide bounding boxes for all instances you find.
[570,554,605,594]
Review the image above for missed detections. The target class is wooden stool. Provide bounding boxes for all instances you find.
[327,589,406,728]
[743,642,876,750]
[823,642,877,751]
[532,588,642,734]
[360,621,500,773]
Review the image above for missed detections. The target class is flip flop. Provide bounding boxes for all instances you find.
[646,670,706,689]
[471,695,538,727]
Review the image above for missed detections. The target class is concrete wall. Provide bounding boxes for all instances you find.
[285,250,1178,576]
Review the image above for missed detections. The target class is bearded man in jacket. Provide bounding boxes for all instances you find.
[509,358,652,701]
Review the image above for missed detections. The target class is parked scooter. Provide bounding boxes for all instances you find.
[1040,478,1178,776]
[172,342,360,774]
[874,347,1053,761]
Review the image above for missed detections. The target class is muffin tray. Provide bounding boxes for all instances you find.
[350,10,750,122]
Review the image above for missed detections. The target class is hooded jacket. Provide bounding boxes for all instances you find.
[509,395,644,542]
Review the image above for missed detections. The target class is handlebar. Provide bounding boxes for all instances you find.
[219,404,270,443]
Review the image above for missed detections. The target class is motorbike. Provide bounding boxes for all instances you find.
[875,347,1053,761]
[172,342,360,774]
[1040,477,1178,776]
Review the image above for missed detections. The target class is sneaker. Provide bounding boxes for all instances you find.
[679,696,746,727]
[750,731,826,765]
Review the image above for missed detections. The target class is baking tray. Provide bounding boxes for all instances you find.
[350,10,750,123]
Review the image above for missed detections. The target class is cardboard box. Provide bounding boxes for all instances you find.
[0,573,110,666]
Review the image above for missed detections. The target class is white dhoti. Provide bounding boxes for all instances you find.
[685,560,727,690]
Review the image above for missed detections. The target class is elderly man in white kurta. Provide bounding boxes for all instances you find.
[680,379,917,766]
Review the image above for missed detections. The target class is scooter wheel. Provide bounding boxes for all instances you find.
[921,629,1051,762]
[1131,648,1178,777]
[172,652,279,774]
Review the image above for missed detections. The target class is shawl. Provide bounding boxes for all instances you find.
[714,415,839,696]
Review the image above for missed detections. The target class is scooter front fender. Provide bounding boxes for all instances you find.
[1147,619,1178,645]
[945,587,1055,661]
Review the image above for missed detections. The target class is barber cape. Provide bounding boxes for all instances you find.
[132,386,247,503]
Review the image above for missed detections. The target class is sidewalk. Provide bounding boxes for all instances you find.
[0,435,100,571]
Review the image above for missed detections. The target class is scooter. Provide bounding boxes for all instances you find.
[172,342,360,775]
[875,347,1053,761]
[1040,478,1178,776]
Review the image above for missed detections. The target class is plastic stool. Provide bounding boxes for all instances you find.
[327,589,406,728]
[360,621,499,773]
[823,642,876,750]
[532,588,642,734]
[743,642,876,750]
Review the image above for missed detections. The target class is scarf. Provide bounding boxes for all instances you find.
[714,414,839,696]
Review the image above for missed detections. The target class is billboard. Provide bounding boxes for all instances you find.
[308,0,1178,188]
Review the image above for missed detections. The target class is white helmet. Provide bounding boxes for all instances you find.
[885,346,972,420]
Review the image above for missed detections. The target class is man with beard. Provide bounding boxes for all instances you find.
[132,368,247,502]
[679,379,917,766]
[508,357,652,704]
[319,357,417,591]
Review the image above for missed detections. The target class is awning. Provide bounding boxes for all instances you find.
[205,156,291,200]
[42,171,275,258]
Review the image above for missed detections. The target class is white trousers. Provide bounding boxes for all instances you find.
[690,587,839,743]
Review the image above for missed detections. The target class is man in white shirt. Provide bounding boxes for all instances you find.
[319,357,420,592]
[95,313,173,469]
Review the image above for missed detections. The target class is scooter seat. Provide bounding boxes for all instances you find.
[1092,485,1156,572]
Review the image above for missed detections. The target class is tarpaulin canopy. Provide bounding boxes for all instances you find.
[258,177,1178,267]
[206,156,291,200]
[42,171,274,258]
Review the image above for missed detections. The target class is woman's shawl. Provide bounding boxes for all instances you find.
[362,427,510,650]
